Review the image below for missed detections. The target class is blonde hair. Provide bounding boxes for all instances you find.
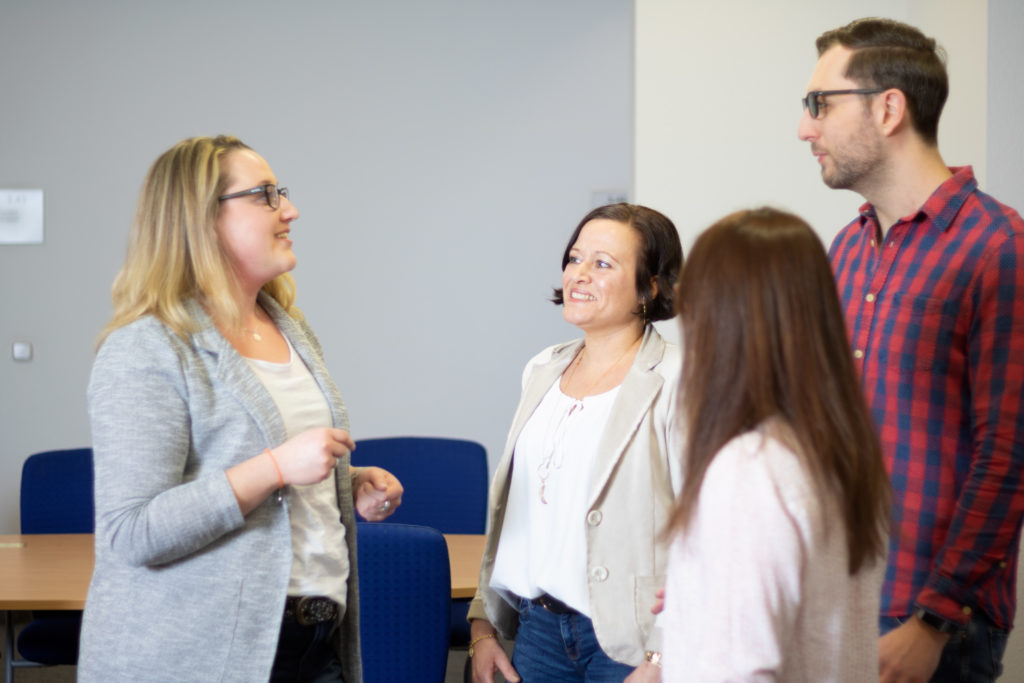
[99,135,299,345]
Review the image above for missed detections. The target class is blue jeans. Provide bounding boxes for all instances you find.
[269,617,344,683]
[512,597,635,682]
[880,614,1009,683]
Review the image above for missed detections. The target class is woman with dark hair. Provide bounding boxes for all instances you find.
[661,208,889,681]
[468,203,684,682]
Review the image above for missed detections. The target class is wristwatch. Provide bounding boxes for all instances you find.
[644,650,662,667]
[914,608,961,635]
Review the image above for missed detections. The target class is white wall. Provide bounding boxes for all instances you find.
[637,1,1024,678]
[0,0,633,533]
[635,0,986,252]
[988,0,1024,675]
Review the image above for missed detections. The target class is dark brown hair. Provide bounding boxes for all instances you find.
[551,203,682,322]
[667,207,889,574]
[817,17,947,144]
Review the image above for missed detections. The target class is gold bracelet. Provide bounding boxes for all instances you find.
[468,632,496,658]
[645,650,662,667]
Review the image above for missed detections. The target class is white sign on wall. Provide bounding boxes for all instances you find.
[0,189,44,244]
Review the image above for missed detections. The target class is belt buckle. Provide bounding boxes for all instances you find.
[296,596,319,626]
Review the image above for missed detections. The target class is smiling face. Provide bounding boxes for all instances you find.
[561,218,643,335]
[797,45,885,192]
[215,149,298,294]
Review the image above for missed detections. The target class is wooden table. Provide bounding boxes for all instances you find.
[0,534,94,611]
[444,533,486,599]
[1,532,484,680]
[0,532,484,608]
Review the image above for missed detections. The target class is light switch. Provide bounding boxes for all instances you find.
[12,341,33,362]
[0,189,44,244]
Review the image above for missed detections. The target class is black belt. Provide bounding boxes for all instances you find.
[283,596,339,626]
[532,593,579,615]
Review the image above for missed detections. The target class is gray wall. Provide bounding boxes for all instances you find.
[0,0,633,532]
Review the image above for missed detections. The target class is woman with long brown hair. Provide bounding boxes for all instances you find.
[661,208,889,681]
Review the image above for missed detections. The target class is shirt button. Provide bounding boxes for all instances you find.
[865,293,876,303]
[590,566,609,583]
[1000,561,1008,569]
[853,349,864,359]
[587,510,603,526]
[962,606,973,616]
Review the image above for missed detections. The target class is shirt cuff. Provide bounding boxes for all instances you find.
[914,586,974,626]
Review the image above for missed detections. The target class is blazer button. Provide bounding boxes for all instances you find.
[590,566,609,583]
[587,510,603,526]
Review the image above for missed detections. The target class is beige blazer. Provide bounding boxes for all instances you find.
[468,325,683,666]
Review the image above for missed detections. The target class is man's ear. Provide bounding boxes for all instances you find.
[877,88,908,137]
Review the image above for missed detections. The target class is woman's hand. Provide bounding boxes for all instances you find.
[272,428,355,486]
[227,428,354,515]
[469,620,520,683]
[651,587,665,614]
[352,466,403,521]
[625,661,661,682]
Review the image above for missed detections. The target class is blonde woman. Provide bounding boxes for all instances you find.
[79,136,402,682]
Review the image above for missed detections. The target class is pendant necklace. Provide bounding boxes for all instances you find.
[537,335,641,503]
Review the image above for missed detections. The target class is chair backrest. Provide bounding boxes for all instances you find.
[20,448,94,534]
[356,522,451,682]
[350,437,487,534]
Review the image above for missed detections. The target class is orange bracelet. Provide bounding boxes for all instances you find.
[265,449,284,489]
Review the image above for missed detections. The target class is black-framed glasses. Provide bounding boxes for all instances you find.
[218,184,289,210]
[801,88,885,119]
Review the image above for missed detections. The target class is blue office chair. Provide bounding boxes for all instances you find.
[14,448,93,669]
[356,523,451,683]
[350,436,487,645]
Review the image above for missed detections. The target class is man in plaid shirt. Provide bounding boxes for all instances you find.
[798,17,1024,683]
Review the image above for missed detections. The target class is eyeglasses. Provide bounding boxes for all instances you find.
[218,184,290,210]
[801,89,884,119]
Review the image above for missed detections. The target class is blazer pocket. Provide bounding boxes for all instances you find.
[633,574,665,642]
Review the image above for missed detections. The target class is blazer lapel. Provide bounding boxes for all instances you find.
[260,294,350,432]
[587,327,666,507]
[188,299,288,450]
[505,340,581,458]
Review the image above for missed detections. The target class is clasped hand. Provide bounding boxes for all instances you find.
[273,428,355,486]
[352,466,403,521]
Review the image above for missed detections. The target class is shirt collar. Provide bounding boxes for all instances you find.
[857,166,977,234]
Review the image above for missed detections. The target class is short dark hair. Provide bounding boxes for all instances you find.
[551,203,682,323]
[816,17,948,144]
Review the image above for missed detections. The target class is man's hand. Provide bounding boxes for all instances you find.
[878,616,949,683]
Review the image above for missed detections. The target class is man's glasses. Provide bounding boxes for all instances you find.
[218,184,289,210]
[801,89,884,119]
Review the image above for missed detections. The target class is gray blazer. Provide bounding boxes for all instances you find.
[468,325,683,666]
[79,294,361,682]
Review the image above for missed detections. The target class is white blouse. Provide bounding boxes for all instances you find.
[490,380,620,616]
[246,338,350,607]
[661,429,883,682]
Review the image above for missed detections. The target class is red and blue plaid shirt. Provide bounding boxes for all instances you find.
[829,166,1024,629]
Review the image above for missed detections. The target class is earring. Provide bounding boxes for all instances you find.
[642,300,647,324]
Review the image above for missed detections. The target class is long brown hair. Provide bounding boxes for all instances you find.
[667,208,889,574]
